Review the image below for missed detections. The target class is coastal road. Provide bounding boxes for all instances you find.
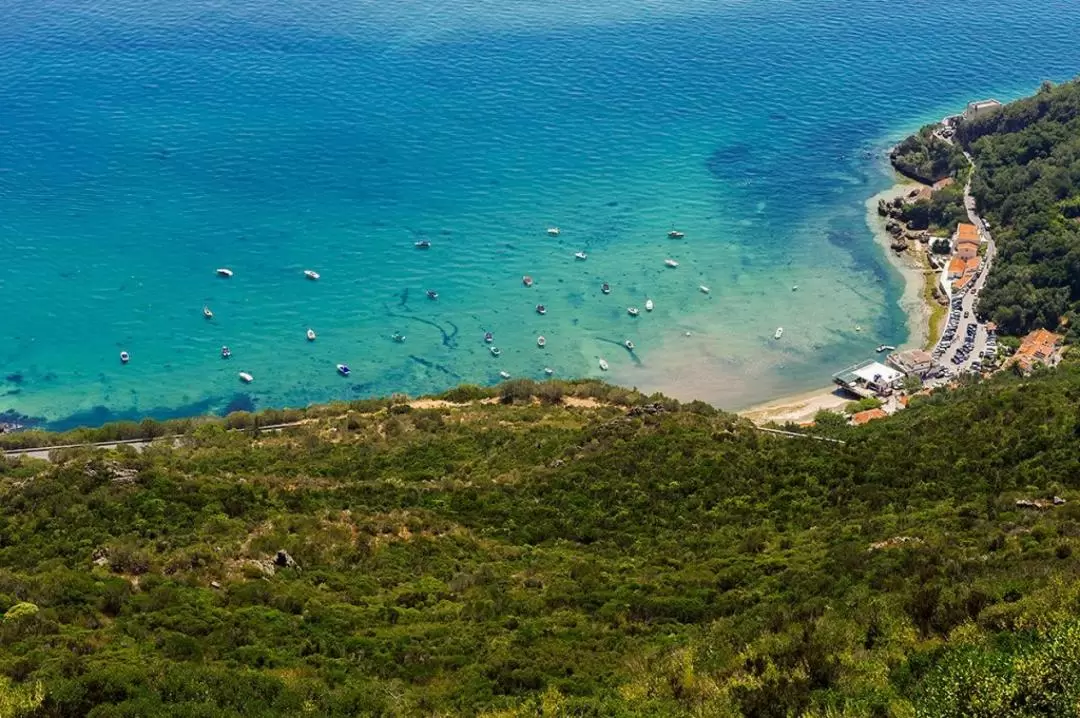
[1,421,309,462]
[930,147,997,377]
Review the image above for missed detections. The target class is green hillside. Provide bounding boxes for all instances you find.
[958,78,1080,336]
[2,369,1080,716]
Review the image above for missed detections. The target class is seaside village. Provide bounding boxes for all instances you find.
[825,99,1066,426]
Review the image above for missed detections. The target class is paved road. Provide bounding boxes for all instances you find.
[928,147,998,379]
[1,421,308,462]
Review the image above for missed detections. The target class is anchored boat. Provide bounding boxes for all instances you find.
[547,227,560,236]
[627,307,640,317]
[774,327,784,340]
[239,372,253,383]
[221,346,232,359]
[490,346,501,357]
[216,268,233,278]
[304,269,320,280]
[120,351,130,364]
[624,340,635,351]
[337,364,351,377]
[537,336,546,348]
[645,299,654,312]
[415,240,431,249]
[536,304,547,315]
[664,259,679,268]
[426,290,439,300]
[523,275,533,287]
[574,251,588,261]
[203,306,213,319]
[307,328,316,341]
[601,282,611,295]
[668,230,685,239]
[598,358,609,371]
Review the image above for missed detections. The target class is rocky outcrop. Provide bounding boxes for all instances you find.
[1016,497,1066,510]
[275,550,300,570]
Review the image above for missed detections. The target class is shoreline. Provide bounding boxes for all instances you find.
[739,179,941,425]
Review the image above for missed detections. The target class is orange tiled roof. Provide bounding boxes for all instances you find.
[852,408,888,425]
[957,223,979,242]
[952,274,974,291]
[1017,328,1063,361]
[964,256,981,273]
[948,257,966,275]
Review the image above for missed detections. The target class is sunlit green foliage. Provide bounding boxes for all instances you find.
[2,369,1080,714]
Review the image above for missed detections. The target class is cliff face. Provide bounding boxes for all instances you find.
[3,368,1080,716]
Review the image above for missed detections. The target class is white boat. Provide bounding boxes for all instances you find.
[544,367,554,375]
[304,270,320,280]
[645,299,654,312]
[306,329,316,341]
[221,346,231,359]
[536,304,547,315]
[547,228,560,236]
[792,285,798,291]
[699,285,710,294]
[855,325,862,333]
[664,259,679,268]
[216,268,233,278]
[414,240,431,249]
[119,351,130,364]
[668,230,685,239]
[574,251,588,260]
[392,332,406,343]
[598,358,609,371]
[490,346,501,357]
[203,306,213,319]
[239,372,254,383]
[537,336,546,348]
[627,307,639,317]
[876,344,896,353]
[499,371,511,379]
[337,364,351,377]
[624,340,635,351]
[774,327,783,340]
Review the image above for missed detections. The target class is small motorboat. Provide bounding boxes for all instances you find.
[668,230,685,239]
[536,304,547,315]
[699,285,710,294]
[544,367,554,375]
[876,344,896,353]
[119,351,130,364]
[304,269,320,280]
[624,340,635,351]
[627,307,640,317]
[537,336,546,348]
[664,259,679,268]
[216,268,233,278]
[598,358,609,371]
[239,371,254,383]
[490,346,501,357]
[574,251,588,260]
[774,327,784,340]
[522,275,534,287]
[415,240,431,249]
[601,282,611,295]
[499,371,511,380]
[306,328,316,341]
[203,306,214,319]
[426,290,439,300]
[792,285,799,291]
[855,325,862,333]
[484,332,494,343]
[221,346,232,359]
[392,332,406,343]
[547,227,560,236]
[337,364,351,377]
[645,299,654,312]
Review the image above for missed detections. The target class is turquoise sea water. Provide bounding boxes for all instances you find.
[2,0,1079,428]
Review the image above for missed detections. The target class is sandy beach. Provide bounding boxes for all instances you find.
[865,181,936,352]
[739,384,852,425]
[739,180,940,425]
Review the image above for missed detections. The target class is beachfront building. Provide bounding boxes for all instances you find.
[887,349,935,377]
[964,99,1002,120]
[833,360,904,398]
[947,257,967,280]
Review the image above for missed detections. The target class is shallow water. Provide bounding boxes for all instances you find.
[2,0,1079,428]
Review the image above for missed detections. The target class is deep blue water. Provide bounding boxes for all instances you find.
[2,0,1079,428]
